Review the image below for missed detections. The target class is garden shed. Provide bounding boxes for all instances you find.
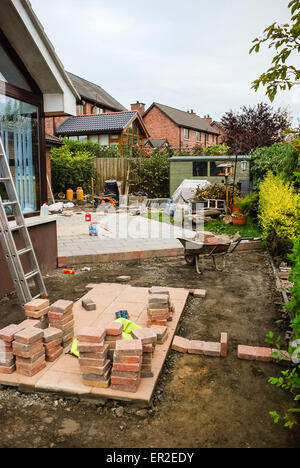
[169,155,252,197]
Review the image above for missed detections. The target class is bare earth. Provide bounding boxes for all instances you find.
[0,251,299,448]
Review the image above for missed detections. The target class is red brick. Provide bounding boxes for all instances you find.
[14,327,44,345]
[77,342,105,353]
[203,342,221,357]
[147,320,167,327]
[15,354,45,371]
[0,324,24,343]
[131,328,157,345]
[43,328,63,343]
[220,333,228,358]
[111,383,140,393]
[48,313,74,326]
[46,347,63,362]
[79,357,106,367]
[147,308,170,316]
[18,320,41,330]
[171,336,190,353]
[48,309,73,320]
[79,345,109,359]
[255,347,272,362]
[105,335,123,343]
[13,342,44,359]
[111,369,140,379]
[148,294,169,304]
[149,325,167,339]
[16,349,45,365]
[83,379,110,388]
[113,362,141,372]
[77,327,106,343]
[271,349,291,362]
[111,375,140,386]
[192,289,207,298]
[49,300,73,314]
[24,298,50,311]
[0,364,15,374]
[237,345,256,361]
[44,339,62,351]
[187,340,205,355]
[79,359,111,376]
[25,306,49,319]
[141,370,154,378]
[106,322,123,336]
[148,287,170,296]
[16,361,46,377]
[114,355,141,364]
[115,340,143,356]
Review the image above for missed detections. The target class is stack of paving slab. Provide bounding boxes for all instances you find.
[48,300,74,349]
[0,324,23,375]
[149,325,169,345]
[24,298,50,329]
[13,327,46,377]
[131,328,157,378]
[111,340,143,392]
[43,328,64,362]
[78,327,111,388]
[147,287,174,327]
[104,321,124,360]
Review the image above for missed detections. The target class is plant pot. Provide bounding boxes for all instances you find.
[232,215,247,226]
[231,204,240,214]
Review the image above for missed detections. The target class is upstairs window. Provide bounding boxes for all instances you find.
[196,131,201,142]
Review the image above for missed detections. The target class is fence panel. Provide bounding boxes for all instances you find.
[93,158,129,193]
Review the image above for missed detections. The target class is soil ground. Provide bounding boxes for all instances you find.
[0,251,299,448]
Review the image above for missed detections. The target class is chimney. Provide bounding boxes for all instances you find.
[204,114,212,124]
[131,101,146,114]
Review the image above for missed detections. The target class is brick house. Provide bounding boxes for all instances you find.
[209,119,226,145]
[140,102,219,152]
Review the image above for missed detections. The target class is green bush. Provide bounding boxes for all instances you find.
[258,172,300,254]
[251,143,298,188]
[62,138,120,158]
[50,144,96,195]
[129,152,170,198]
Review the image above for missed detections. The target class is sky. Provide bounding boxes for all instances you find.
[30,0,299,123]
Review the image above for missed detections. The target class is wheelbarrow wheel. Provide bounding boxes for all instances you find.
[184,254,196,266]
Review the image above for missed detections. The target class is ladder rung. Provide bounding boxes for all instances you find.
[24,270,39,281]
[3,201,18,206]
[31,294,42,300]
[17,247,32,256]
[10,224,25,232]
[0,178,10,182]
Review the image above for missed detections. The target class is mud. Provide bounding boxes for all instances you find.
[0,251,299,448]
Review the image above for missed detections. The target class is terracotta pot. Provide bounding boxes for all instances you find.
[231,204,240,214]
[232,215,247,226]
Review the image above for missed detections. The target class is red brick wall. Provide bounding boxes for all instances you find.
[211,123,226,144]
[143,107,180,150]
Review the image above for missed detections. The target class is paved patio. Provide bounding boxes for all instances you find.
[57,212,194,267]
[0,283,189,405]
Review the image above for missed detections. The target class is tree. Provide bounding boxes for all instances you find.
[221,103,290,154]
[250,0,300,101]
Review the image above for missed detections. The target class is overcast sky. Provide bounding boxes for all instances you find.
[30,0,299,123]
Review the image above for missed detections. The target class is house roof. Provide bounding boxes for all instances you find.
[67,72,127,112]
[146,139,169,149]
[45,133,63,145]
[144,103,219,135]
[56,111,139,135]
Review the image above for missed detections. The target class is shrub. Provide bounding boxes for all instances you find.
[62,138,120,158]
[258,172,300,254]
[235,192,259,219]
[129,152,169,198]
[251,143,298,188]
[193,183,239,202]
[50,145,96,195]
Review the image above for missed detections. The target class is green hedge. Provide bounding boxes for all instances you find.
[129,152,170,198]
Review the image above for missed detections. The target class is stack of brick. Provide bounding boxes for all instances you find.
[13,327,46,377]
[111,340,143,392]
[0,324,24,375]
[77,327,111,388]
[105,321,124,361]
[149,325,168,345]
[43,328,64,362]
[131,328,157,378]
[48,300,74,349]
[147,288,173,326]
[24,298,50,329]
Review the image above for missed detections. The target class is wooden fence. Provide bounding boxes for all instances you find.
[93,158,129,194]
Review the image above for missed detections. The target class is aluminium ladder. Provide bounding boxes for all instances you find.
[0,138,47,307]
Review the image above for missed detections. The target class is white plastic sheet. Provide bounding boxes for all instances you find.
[172,179,212,203]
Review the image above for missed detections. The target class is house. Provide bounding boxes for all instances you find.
[208,118,226,145]
[45,72,127,138]
[140,102,219,152]
[55,111,150,149]
[0,0,78,296]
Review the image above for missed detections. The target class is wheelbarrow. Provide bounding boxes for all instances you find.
[177,236,246,274]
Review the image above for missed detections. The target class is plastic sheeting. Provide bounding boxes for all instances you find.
[172,179,212,203]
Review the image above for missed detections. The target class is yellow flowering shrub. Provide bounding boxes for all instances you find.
[259,172,300,253]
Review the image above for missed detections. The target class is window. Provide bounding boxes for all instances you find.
[196,131,201,142]
[78,135,88,142]
[193,161,208,177]
[77,104,84,115]
[184,128,189,140]
[210,162,222,176]
[96,107,103,114]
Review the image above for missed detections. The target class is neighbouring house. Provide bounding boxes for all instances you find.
[141,102,219,152]
[45,72,127,138]
[0,0,78,296]
[55,110,150,149]
[169,155,252,197]
[144,138,170,152]
[209,118,226,145]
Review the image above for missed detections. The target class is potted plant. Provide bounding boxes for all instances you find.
[231,198,248,226]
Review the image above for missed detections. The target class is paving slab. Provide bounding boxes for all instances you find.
[0,283,189,405]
